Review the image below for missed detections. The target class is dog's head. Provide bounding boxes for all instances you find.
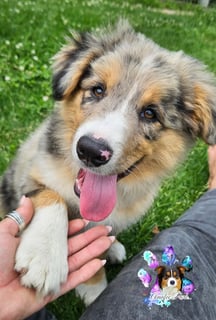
[52,20,216,221]
[155,265,186,291]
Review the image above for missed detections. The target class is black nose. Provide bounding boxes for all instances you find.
[170,280,176,286]
[76,135,113,167]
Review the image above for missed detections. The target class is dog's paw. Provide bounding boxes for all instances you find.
[107,239,127,264]
[76,268,107,306]
[15,243,68,295]
[15,204,68,296]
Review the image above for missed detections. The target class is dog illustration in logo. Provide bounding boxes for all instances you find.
[155,265,186,296]
[138,246,195,307]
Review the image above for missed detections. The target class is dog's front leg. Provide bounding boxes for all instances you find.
[15,189,68,296]
[76,267,107,306]
[75,240,127,306]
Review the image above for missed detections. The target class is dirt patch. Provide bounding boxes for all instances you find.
[147,8,194,16]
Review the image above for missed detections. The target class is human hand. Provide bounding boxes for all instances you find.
[0,197,113,320]
[208,145,216,190]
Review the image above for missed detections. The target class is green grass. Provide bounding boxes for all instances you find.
[0,0,216,319]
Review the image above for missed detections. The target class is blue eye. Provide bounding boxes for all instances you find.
[139,106,157,121]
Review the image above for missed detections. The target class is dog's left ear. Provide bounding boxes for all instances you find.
[174,52,216,145]
[177,266,186,276]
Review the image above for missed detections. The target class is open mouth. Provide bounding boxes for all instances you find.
[74,160,141,222]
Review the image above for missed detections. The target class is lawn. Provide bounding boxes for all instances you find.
[1,0,216,319]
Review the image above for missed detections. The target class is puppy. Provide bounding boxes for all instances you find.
[155,265,186,292]
[1,20,216,305]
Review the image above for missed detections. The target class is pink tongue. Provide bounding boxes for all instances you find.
[80,171,117,222]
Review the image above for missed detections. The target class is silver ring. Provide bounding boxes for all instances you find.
[5,210,26,232]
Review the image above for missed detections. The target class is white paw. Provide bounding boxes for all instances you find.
[107,240,127,264]
[76,270,107,306]
[15,204,68,296]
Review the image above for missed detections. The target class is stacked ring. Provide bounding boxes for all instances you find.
[5,210,26,233]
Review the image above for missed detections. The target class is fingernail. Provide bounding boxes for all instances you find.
[109,235,116,243]
[83,219,90,226]
[106,225,112,233]
[101,259,107,266]
[19,195,26,206]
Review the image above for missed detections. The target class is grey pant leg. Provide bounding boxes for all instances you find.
[24,308,57,320]
[80,189,216,320]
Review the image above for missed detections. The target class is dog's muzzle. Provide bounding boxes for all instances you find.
[76,135,113,167]
[168,278,177,287]
[74,135,143,221]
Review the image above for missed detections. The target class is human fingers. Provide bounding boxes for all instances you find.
[0,196,34,236]
[68,235,114,272]
[68,225,112,255]
[59,259,107,295]
[208,145,216,189]
[67,219,89,236]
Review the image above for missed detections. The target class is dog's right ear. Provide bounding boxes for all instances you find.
[155,266,165,275]
[172,51,216,145]
[52,32,102,101]
[52,20,134,101]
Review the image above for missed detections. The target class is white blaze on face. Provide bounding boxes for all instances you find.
[72,112,127,221]
[72,81,139,168]
[71,84,138,222]
[72,110,128,173]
